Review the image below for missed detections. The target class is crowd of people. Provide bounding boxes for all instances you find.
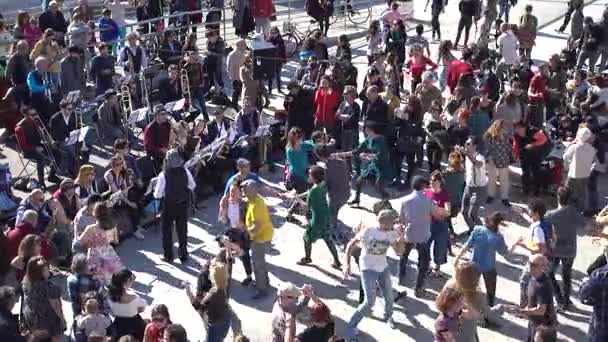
[0,0,607,341]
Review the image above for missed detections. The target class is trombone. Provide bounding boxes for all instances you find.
[120,83,133,123]
[180,67,191,108]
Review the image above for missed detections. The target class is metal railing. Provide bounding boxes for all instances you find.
[3,0,386,54]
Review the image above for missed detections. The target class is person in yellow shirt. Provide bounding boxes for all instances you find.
[242,179,273,299]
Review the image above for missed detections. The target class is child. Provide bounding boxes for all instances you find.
[218,182,252,287]
[434,287,475,342]
[75,298,112,339]
[143,304,172,342]
[296,166,341,269]
[98,9,119,55]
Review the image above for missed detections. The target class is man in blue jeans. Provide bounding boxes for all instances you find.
[344,209,405,338]
[397,176,444,299]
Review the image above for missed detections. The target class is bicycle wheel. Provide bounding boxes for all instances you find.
[348,7,371,26]
[282,32,300,58]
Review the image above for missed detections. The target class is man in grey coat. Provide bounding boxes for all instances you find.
[60,46,86,96]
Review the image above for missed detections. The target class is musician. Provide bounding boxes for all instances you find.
[49,99,79,177]
[5,40,31,109]
[30,29,62,101]
[154,148,196,263]
[158,64,182,104]
[118,31,147,75]
[159,31,182,66]
[89,43,115,96]
[98,89,134,142]
[203,106,232,145]
[144,106,171,172]
[27,56,53,122]
[60,46,85,95]
[183,52,210,121]
[15,106,61,187]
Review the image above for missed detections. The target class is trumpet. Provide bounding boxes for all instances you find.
[180,67,191,108]
[31,113,60,172]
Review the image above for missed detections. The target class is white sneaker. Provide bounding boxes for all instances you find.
[133,228,145,240]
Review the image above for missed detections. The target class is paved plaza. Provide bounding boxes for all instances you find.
[2,0,608,341]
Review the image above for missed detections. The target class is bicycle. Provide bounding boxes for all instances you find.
[331,0,372,26]
[282,20,320,58]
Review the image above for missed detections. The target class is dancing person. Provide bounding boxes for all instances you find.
[453,212,519,306]
[461,135,488,233]
[344,209,405,337]
[186,262,231,342]
[544,186,586,311]
[397,176,445,300]
[349,122,392,206]
[295,166,341,269]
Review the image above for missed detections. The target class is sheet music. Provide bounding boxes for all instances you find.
[255,125,270,137]
[173,99,186,112]
[65,127,92,145]
[127,108,148,125]
[164,101,176,112]
[65,130,79,145]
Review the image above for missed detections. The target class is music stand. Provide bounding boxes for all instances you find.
[65,90,81,105]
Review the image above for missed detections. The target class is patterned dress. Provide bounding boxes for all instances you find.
[80,225,125,284]
[22,280,65,336]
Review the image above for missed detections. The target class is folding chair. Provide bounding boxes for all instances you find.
[15,144,35,180]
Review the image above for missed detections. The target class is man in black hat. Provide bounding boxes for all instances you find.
[98,88,134,143]
[60,46,85,96]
